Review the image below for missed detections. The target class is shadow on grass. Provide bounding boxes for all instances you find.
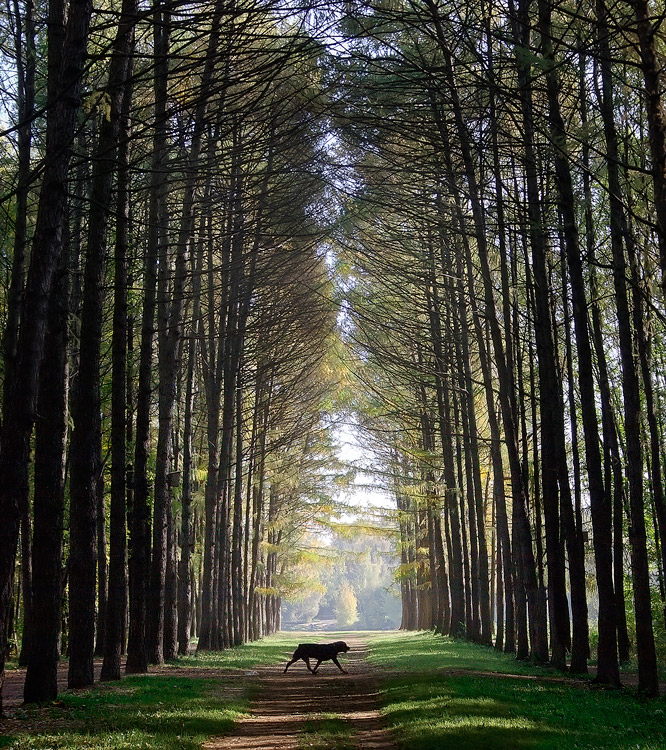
[300,713,356,750]
[370,633,666,750]
[1,675,249,750]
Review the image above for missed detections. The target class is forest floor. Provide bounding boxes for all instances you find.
[1,630,666,749]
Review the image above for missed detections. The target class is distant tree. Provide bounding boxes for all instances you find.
[335,583,359,628]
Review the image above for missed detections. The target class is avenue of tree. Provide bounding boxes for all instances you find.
[0,0,665,714]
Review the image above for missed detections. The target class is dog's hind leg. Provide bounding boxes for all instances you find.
[312,659,322,673]
[332,656,348,674]
[304,658,315,673]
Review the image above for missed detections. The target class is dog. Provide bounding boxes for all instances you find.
[283,641,350,674]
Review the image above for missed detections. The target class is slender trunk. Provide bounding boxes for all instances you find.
[424,27,546,658]
[101,10,135,679]
[232,380,245,645]
[95,486,107,657]
[69,0,136,682]
[178,223,205,655]
[595,0,651,688]
[534,0,619,683]
[126,0,169,674]
[629,0,666,287]
[424,248,464,636]
[457,259,491,645]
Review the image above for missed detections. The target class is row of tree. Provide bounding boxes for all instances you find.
[334,0,666,697]
[0,0,340,712]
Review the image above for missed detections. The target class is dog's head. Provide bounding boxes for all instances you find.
[334,641,350,653]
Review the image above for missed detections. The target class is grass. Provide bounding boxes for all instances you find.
[1,675,245,749]
[299,713,355,750]
[367,631,666,750]
[0,633,303,750]
[4,631,664,749]
[175,631,299,671]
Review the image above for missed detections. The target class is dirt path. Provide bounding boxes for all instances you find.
[203,635,397,750]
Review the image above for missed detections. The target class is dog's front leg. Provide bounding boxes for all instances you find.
[332,656,347,674]
[284,658,297,673]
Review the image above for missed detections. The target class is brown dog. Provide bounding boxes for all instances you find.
[283,641,350,674]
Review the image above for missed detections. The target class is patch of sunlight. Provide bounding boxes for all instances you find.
[408,715,552,733]
[384,694,499,714]
[7,728,163,750]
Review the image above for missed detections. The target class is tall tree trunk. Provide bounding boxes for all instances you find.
[95,485,107,658]
[126,0,170,675]
[69,0,137,682]
[0,0,92,713]
[629,0,666,288]
[594,0,653,689]
[177,214,205,656]
[424,22,547,659]
[101,4,135,679]
[456,259,491,646]
[3,0,35,411]
[23,241,70,703]
[534,0,620,685]
[232,381,246,645]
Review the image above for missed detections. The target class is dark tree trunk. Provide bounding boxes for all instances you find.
[424,23,547,659]
[5,0,36,672]
[232,382,246,645]
[534,0,623,686]
[0,0,92,713]
[456,260,491,645]
[126,0,169,675]
[163,495,178,661]
[95,484,107,658]
[424,250,464,636]
[594,0,651,688]
[629,0,666,288]
[3,0,35,411]
[23,243,70,703]
[68,0,137,681]
[177,228,204,655]
[18,508,32,667]
[101,14,135,677]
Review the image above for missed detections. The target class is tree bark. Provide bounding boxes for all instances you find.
[0,0,92,713]
[23,241,70,703]
[101,11,135,677]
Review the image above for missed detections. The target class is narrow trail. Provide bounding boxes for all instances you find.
[204,634,396,750]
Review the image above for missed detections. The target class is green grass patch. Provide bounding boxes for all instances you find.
[368,631,666,750]
[366,629,556,676]
[2,675,247,749]
[1,633,303,750]
[299,713,355,750]
[177,631,313,671]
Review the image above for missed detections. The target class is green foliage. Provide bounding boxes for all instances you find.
[334,582,359,627]
[621,585,666,672]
